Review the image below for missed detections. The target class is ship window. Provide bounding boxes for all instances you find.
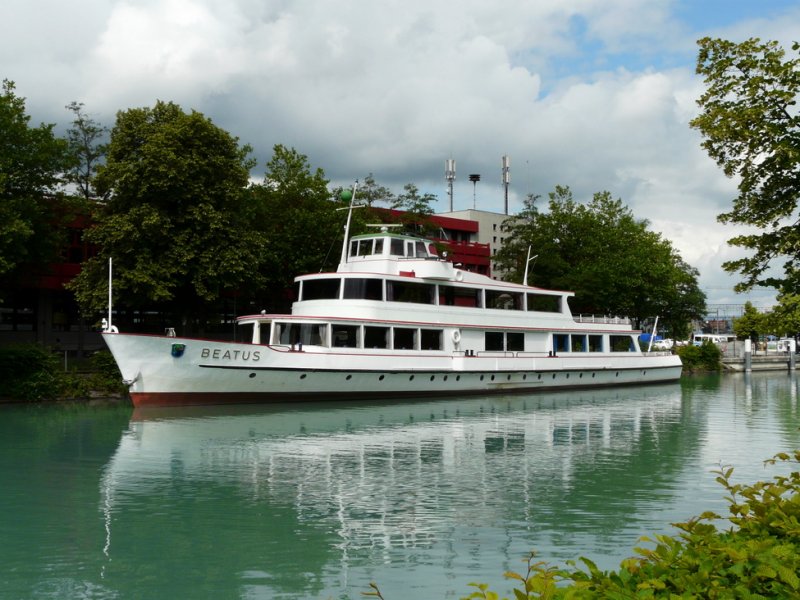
[553,334,569,353]
[393,327,416,350]
[486,290,523,310]
[373,239,384,255]
[415,241,427,257]
[507,332,524,351]
[364,326,388,348]
[527,293,560,312]
[275,322,327,346]
[349,239,358,258]
[390,238,404,256]
[420,329,442,350]
[302,278,341,300]
[610,335,636,352]
[571,334,587,352]
[387,280,435,304]
[588,335,603,352]
[344,278,383,300]
[332,324,359,347]
[439,286,482,308]
[485,331,504,351]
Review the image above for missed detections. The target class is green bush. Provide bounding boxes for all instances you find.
[676,341,722,371]
[0,346,126,401]
[458,451,800,599]
[0,345,61,401]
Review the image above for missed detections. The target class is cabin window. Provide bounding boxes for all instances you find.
[527,293,561,313]
[390,238,404,256]
[420,329,442,350]
[344,278,383,300]
[349,239,358,258]
[610,335,637,352]
[275,322,327,346]
[439,286,482,308]
[387,280,435,304]
[485,331,504,351]
[301,278,341,300]
[358,239,372,256]
[553,334,569,353]
[486,290,523,310]
[373,239,384,256]
[332,324,359,347]
[571,334,587,352]
[415,240,427,257]
[365,326,389,348]
[507,332,524,351]
[393,327,416,350]
[588,335,604,352]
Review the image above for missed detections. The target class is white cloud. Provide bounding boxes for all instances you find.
[2,0,796,307]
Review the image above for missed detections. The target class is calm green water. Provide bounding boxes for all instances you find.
[2,372,799,599]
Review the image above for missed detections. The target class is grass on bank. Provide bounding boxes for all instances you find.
[0,344,127,402]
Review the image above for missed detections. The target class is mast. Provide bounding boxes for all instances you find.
[339,182,359,264]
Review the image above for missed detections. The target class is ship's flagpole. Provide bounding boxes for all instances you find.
[108,257,113,331]
[339,181,360,264]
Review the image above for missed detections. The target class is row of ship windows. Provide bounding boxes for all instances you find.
[248,371,645,381]
[272,322,638,353]
[298,277,563,312]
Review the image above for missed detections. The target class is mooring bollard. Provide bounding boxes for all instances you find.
[744,338,752,373]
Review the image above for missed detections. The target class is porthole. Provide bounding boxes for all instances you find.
[480,375,485,381]
[300,373,307,379]
[430,375,435,382]
[490,375,495,381]
[566,373,570,379]
[523,374,527,380]
[443,375,448,381]
[346,374,352,380]
[592,373,596,378]
[537,374,541,380]
[615,372,619,377]
[456,375,461,381]
[249,373,256,378]
[409,375,415,381]
[379,374,385,381]
[579,373,583,378]
[507,374,511,381]
[552,373,556,379]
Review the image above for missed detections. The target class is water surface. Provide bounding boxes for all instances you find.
[2,372,799,599]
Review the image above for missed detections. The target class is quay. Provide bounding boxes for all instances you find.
[718,339,797,372]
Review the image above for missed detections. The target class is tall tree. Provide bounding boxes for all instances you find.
[64,101,109,201]
[691,37,800,294]
[0,79,72,287]
[495,186,706,336]
[68,101,263,331]
[248,144,342,311]
[390,183,437,235]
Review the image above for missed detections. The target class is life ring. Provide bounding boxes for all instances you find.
[452,329,461,344]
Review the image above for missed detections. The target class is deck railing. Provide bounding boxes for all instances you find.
[573,314,631,325]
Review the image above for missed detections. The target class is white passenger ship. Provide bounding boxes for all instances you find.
[103,212,682,407]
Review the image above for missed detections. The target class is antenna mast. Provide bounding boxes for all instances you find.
[445,158,456,212]
[469,174,480,209]
[502,155,510,215]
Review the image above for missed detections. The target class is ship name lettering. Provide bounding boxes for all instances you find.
[200,347,261,362]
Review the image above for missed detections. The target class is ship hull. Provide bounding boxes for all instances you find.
[103,332,683,407]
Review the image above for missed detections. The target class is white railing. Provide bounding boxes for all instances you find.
[573,314,631,325]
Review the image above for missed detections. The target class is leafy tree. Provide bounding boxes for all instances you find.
[733,301,765,341]
[64,101,109,201]
[357,173,395,207]
[495,186,706,334]
[390,183,437,235]
[765,292,800,338]
[247,144,343,311]
[691,38,800,295]
[0,79,72,287]
[67,100,263,332]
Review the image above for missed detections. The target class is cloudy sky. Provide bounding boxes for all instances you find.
[3,0,798,307]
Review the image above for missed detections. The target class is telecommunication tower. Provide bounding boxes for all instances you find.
[445,159,456,212]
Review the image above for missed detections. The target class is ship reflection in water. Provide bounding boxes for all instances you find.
[101,383,692,598]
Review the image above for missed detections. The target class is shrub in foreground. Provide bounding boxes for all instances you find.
[457,451,800,599]
[676,341,722,372]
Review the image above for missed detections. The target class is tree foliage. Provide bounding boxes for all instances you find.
[64,101,109,201]
[0,79,72,287]
[691,37,800,294]
[390,182,438,235]
[247,144,344,311]
[494,186,706,336]
[68,100,263,329]
[732,301,765,341]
